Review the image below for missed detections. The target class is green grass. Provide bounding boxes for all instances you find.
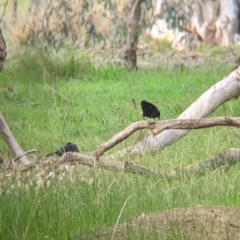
[0,50,240,239]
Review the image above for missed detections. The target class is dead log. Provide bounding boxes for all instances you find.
[0,114,31,165]
[65,147,240,177]
[0,152,156,179]
[103,68,240,160]
[93,117,240,158]
[1,114,240,177]
[58,152,156,176]
[2,147,240,180]
[167,148,240,178]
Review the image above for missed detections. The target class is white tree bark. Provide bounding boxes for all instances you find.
[215,0,238,46]
[103,69,240,160]
[148,0,240,48]
[0,114,31,165]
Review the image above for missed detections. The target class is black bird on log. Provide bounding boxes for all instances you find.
[141,100,160,120]
[46,142,79,157]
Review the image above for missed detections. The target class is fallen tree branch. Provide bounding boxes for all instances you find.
[1,116,240,179]
[42,146,240,178]
[0,152,156,179]
[92,120,149,158]
[151,117,240,135]
[0,114,31,165]
[92,117,240,158]
[167,148,240,178]
[103,68,240,160]
[1,147,240,183]
[57,152,156,176]
[0,159,58,179]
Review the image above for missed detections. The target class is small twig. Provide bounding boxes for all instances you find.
[11,148,39,163]
[131,98,139,119]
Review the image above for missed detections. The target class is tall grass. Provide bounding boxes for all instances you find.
[0,51,240,239]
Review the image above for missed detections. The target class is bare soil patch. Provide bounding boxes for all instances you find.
[84,205,240,240]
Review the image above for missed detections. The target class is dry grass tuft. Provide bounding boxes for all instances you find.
[5,0,153,49]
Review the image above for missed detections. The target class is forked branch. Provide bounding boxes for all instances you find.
[92,117,240,158]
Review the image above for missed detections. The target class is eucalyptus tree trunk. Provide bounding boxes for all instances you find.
[10,0,18,25]
[149,0,240,48]
[125,0,141,70]
[0,29,6,71]
[191,0,239,45]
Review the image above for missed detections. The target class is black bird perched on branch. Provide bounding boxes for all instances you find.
[141,100,160,120]
[46,142,79,157]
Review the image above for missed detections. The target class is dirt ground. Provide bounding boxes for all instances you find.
[83,205,240,240]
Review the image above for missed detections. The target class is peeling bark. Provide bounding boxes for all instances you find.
[149,0,240,49]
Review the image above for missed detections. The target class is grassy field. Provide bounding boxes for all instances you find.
[0,49,240,239]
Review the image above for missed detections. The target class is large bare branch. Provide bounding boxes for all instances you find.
[57,152,155,176]
[92,117,240,158]
[0,114,31,165]
[2,146,239,181]
[167,148,240,178]
[103,68,240,160]
[61,147,240,178]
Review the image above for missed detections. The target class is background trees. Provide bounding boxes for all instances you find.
[1,0,239,50]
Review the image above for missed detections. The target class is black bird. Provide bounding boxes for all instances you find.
[141,100,160,120]
[46,142,79,157]
[0,158,4,164]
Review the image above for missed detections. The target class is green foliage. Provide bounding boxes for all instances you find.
[0,53,239,239]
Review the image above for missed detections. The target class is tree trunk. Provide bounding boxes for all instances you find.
[0,29,7,71]
[148,0,240,49]
[10,0,18,26]
[125,0,141,70]
[191,0,239,45]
